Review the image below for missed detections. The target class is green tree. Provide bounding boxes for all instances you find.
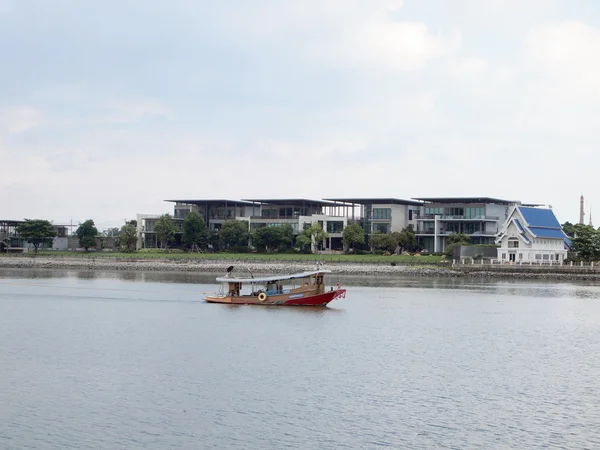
[252,225,288,253]
[342,223,365,252]
[397,225,418,253]
[444,233,471,258]
[154,214,177,250]
[570,225,600,261]
[219,220,249,251]
[76,219,98,252]
[278,224,294,251]
[296,223,329,253]
[16,219,57,253]
[119,223,137,252]
[183,212,209,250]
[562,221,577,238]
[370,232,397,253]
[103,227,120,237]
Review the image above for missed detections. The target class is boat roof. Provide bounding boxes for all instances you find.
[216,270,331,283]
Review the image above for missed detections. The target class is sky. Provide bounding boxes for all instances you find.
[2,0,600,230]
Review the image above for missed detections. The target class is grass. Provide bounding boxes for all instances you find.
[29,251,445,264]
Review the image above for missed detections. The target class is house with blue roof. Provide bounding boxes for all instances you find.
[495,206,571,263]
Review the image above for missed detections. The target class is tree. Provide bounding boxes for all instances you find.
[342,223,365,252]
[444,233,471,258]
[296,223,330,253]
[570,225,600,261]
[397,225,418,253]
[183,212,209,250]
[76,219,98,252]
[370,232,397,253]
[218,220,248,251]
[16,219,57,253]
[562,221,577,238]
[252,225,288,253]
[154,214,177,250]
[119,223,137,252]
[103,227,120,237]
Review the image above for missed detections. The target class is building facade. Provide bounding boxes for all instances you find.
[1,220,69,252]
[413,197,520,253]
[495,206,570,263]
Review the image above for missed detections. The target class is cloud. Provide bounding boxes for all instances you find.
[0,106,43,134]
[525,21,600,98]
[1,0,599,226]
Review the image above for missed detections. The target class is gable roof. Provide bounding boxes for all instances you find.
[516,207,571,245]
[518,207,561,229]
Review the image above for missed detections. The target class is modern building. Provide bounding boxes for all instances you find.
[495,206,571,263]
[412,197,522,253]
[324,197,422,244]
[0,220,69,252]
[137,198,349,251]
[242,199,348,251]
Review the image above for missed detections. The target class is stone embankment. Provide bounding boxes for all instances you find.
[3,256,600,280]
[0,256,457,277]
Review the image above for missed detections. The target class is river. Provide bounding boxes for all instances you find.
[1,268,599,449]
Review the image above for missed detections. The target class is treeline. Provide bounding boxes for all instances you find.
[562,221,600,261]
[145,213,419,255]
[149,212,331,254]
[13,218,138,253]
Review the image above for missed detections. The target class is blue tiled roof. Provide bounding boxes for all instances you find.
[514,218,525,233]
[519,207,561,228]
[529,227,569,240]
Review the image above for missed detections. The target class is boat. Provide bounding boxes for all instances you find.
[204,266,346,306]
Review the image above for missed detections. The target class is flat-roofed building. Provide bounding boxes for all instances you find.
[243,198,348,251]
[412,197,522,253]
[324,198,422,246]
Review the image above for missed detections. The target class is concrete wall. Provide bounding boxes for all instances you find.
[452,245,498,260]
[52,237,68,250]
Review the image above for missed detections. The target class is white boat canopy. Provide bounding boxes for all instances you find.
[215,270,331,283]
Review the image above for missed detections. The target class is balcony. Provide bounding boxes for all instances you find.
[415,230,497,236]
[416,215,500,221]
[249,215,299,220]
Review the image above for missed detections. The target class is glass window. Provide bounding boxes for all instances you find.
[374,223,391,233]
[373,208,391,220]
[327,221,344,233]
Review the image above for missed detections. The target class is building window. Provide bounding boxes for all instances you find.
[373,208,391,220]
[535,254,541,260]
[374,223,391,234]
[327,221,344,233]
[425,207,443,215]
[409,210,413,220]
[519,253,523,260]
[465,207,485,219]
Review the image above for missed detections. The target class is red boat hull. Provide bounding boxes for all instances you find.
[205,288,346,306]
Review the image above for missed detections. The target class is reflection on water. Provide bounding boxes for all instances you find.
[1,269,600,449]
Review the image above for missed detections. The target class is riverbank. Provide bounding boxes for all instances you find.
[0,256,456,277]
[3,256,600,280]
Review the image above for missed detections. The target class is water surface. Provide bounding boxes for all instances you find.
[1,269,599,449]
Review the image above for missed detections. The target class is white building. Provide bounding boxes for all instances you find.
[495,206,571,263]
[413,197,520,253]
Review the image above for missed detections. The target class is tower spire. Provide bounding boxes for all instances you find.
[589,206,593,227]
[580,195,585,225]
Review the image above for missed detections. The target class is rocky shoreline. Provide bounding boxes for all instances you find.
[0,256,457,277]
[2,256,600,280]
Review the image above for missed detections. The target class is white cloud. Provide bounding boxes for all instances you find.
[525,21,600,98]
[0,106,43,134]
